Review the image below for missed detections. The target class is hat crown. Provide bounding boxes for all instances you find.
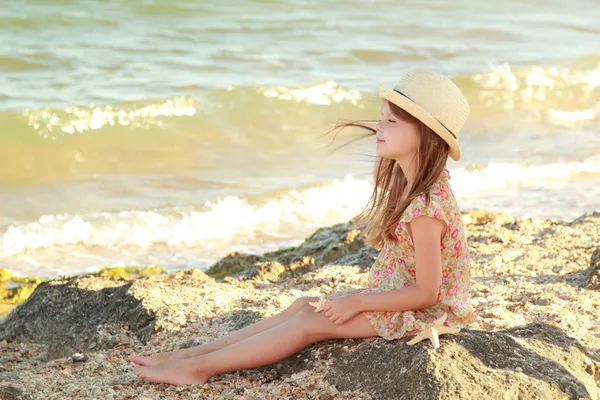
[393,69,470,136]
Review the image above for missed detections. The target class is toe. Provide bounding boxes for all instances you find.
[129,355,148,366]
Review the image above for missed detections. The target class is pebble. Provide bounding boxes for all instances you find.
[71,353,88,363]
[534,298,550,306]
[552,266,563,273]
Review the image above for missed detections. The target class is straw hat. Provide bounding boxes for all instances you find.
[379,69,470,161]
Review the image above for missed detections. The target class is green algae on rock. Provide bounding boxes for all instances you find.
[0,269,47,318]
[206,221,375,280]
[91,266,165,280]
[0,266,164,318]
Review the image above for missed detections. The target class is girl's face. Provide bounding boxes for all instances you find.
[376,101,420,161]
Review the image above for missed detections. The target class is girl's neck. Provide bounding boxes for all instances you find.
[400,186,411,202]
[395,157,417,196]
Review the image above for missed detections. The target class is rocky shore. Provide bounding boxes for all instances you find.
[0,210,598,399]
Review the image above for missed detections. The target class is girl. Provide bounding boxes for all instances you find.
[130,69,476,386]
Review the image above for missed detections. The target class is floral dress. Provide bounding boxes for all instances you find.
[330,168,475,339]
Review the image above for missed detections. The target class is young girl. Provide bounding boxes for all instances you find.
[130,69,475,386]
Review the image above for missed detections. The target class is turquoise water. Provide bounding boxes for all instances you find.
[1,0,599,277]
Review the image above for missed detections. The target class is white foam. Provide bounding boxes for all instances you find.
[0,175,372,257]
[470,63,599,124]
[20,81,364,140]
[451,157,600,195]
[2,159,599,259]
[547,108,596,126]
[22,97,197,138]
[262,81,363,106]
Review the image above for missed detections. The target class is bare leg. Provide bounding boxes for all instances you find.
[132,306,377,385]
[129,296,318,366]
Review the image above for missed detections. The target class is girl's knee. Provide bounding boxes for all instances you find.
[290,296,319,312]
[290,306,323,335]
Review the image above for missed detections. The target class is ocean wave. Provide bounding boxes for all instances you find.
[3,158,600,257]
[261,81,362,106]
[21,97,197,139]
[452,157,600,194]
[7,81,363,139]
[5,55,599,141]
[456,58,599,127]
[0,56,46,70]
[0,176,372,257]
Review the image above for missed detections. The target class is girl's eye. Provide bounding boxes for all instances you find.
[388,119,396,123]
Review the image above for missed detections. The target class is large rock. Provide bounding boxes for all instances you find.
[206,221,378,280]
[0,269,213,360]
[570,211,600,227]
[587,248,600,290]
[272,324,600,400]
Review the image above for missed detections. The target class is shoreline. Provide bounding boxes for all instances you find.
[3,197,599,282]
[1,208,597,295]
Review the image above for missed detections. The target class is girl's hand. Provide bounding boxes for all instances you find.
[322,295,362,325]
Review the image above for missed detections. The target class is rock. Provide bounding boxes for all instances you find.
[224,309,263,331]
[243,261,286,281]
[462,209,515,226]
[586,248,600,290]
[0,373,19,383]
[206,253,263,280]
[0,272,45,319]
[569,211,600,226]
[206,221,376,279]
[71,353,88,363]
[328,247,379,271]
[533,297,551,306]
[0,267,163,319]
[91,266,165,280]
[272,323,600,400]
[290,223,368,266]
[284,256,316,276]
[0,386,32,400]
[0,269,213,360]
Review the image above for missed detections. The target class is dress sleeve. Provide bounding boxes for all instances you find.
[399,192,449,227]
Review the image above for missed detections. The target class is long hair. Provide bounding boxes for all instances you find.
[333,101,450,248]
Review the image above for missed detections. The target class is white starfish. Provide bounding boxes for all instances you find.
[406,313,460,349]
[308,297,327,313]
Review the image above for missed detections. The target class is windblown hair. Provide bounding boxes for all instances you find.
[333,101,450,248]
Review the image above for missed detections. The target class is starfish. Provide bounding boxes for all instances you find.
[406,313,460,349]
[308,297,327,313]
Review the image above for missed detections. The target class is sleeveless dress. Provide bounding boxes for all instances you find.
[329,168,475,339]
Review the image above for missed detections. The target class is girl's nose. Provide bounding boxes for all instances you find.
[376,121,383,132]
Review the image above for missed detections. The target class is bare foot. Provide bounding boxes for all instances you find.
[129,349,187,366]
[132,359,210,386]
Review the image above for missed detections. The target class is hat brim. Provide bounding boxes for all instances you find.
[379,85,462,161]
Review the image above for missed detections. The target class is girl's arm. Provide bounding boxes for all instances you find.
[357,215,444,312]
